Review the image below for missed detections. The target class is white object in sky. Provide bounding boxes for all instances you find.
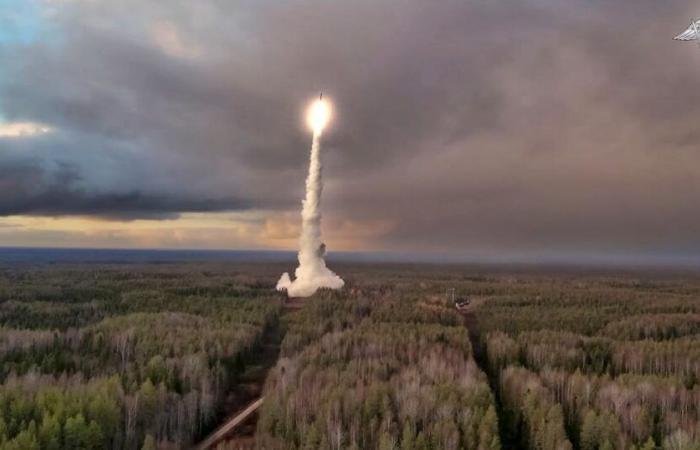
[674,19,700,42]
[276,95,344,298]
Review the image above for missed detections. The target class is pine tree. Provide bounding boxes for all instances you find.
[479,406,500,450]
[640,437,655,450]
[303,423,320,450]
[600,441,613,450]
[379,431,396,450]
[86,420,104,450]
[400,421,415,450]
[543,405,570,450]
[580,410,599,450]
[3,428,40,450]
[415,432,429,450]
[0,417,8,445]
[141,434,157,450]
[38,414,61,450]
[87,392,120,440]
[64,413,90,449]
[140,379,158,431]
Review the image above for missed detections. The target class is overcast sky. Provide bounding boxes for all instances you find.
[0,0,699,263]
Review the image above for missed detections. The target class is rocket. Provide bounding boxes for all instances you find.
[675,19,700,42]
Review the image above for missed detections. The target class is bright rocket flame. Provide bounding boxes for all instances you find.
[307,98,331,133]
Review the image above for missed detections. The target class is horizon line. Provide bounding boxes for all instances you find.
[0,245,698,272]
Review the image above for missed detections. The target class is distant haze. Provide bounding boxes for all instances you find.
[0,0,699,263]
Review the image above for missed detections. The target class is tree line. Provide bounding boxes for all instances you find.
[0,264,282,449]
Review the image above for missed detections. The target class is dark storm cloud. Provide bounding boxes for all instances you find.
[0,155,247,219]
[1,0,700,258]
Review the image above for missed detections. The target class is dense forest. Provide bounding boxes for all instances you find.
[256,267,700,450]
[2,262,700,449]
[257,271,501,450]
[0,264,281,449]
[474,274,700,450]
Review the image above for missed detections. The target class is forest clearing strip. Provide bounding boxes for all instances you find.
[461,307,517,450]
[195,397,265,449]
[194,294,298,448]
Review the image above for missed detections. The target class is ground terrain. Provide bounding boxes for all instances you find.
[0,262,697,449]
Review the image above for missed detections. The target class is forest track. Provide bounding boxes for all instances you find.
[460,307,517,450]
[460,307,484,362]
[195,398,264,450]
[193,295,301,449]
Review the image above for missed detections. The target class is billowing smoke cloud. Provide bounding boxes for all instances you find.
[277,103,344,297]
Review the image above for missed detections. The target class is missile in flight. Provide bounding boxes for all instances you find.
[674,19,700,42]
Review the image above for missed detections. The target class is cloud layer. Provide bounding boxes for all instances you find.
[1,0,699,259]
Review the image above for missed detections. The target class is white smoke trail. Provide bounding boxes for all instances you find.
[276,126,344,297]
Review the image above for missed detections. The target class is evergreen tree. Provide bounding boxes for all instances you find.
[415,432,429,450]
[479,406,500,450]
[640,437,655,450]
[0,417,7,445]
[86,420,104,450]
[64,413,90,450]
[580,410,599,450]
[400,421,415,450]
[303,423,320,450]
[87,391,120,441]
[378,431,396,450]
[141,434,156,450]
[3,428,40,450]
[38,414,61,450]
[600,441,614,450]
